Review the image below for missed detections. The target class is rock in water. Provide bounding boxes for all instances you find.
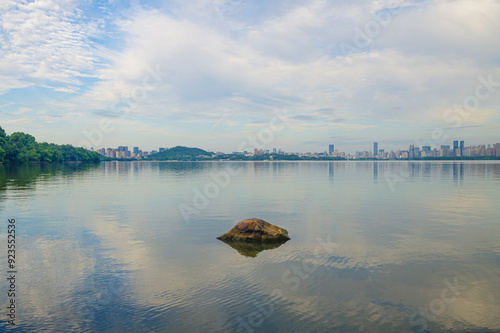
[217,218,290,243]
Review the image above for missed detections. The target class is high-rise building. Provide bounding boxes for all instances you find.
[329,144,334,155]
[421,145,432,157]
[118,146,128,152]
[409,145,415,159]
[453,140,459,156]
[133,147,139,154]
[441,145,450,157]
[373,142,378,156]
[460,141,464,156]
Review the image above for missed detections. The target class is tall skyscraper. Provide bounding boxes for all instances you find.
[460,141,465,156]
[373,142,378,156]
[133,147,139,154]
[329,144,334,155]
[441,145,450,157]
[453,140,459,156]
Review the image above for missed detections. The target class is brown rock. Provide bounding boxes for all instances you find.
[217,218,290,243]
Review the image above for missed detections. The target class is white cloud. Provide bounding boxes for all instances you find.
[53,86,80,93]
[76,1,499,125]
[0,0,96,94]
[1,0,499,151]
[376,1,500,63]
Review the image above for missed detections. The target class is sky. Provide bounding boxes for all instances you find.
[0,0,499,154]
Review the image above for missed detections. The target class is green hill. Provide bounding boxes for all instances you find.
[148,146,212,160]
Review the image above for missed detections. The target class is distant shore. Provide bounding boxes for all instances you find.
[100,156,500,162]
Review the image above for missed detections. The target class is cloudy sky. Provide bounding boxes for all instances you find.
[0,0,499,153]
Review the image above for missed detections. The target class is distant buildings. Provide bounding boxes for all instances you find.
[453,140,459,156]
[345,139,499,160]
[98,146,146,159]
[403,140,500,159]
[95,139,500,160]
[409,145,415,159]
[440,145,451,157]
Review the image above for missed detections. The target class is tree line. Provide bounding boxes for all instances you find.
[0,126,100,164]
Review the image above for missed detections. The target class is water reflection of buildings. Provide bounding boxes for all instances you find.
[328,161,346,182]
[97,160,500,186]
[102,160,218,177]
[369,161,500,185]
[367,161,484,185]
[453,163,465,185]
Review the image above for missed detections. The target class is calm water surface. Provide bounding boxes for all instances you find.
[0,161,499,332]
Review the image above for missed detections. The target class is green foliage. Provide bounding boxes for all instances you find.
[209,153,345,161]
[149,146,212,160]
[0,125,100,164]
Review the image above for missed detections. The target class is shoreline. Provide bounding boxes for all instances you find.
[100,158,500,162]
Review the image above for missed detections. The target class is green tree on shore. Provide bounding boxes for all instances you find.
[0,125,100,164]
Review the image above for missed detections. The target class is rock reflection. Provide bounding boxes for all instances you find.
[218,238,289,257]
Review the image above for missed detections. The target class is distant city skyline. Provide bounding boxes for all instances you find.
[95,139,500,160]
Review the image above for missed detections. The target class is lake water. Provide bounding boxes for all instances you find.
[0,161,499,332]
